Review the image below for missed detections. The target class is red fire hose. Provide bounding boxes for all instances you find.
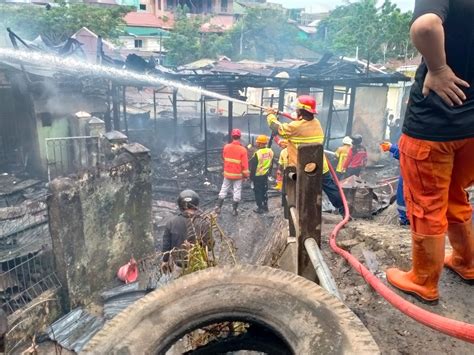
[327,161,474,343]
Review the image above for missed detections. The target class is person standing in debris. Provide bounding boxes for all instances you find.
[335,136,353,180]
[274,137,288,191]
[215,129,250,216]
[162,190,212,265]
[266,95,344,215]
[386,0,474,303]
[380,142,409,226]
[343,134,368,178]
[249,135,274,214]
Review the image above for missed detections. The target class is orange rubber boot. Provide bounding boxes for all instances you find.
[386,232,445,303]
[445,220,474,281]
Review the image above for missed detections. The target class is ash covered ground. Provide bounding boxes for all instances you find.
[321,214,474,353]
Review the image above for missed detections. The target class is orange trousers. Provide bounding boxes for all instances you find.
[399,134,474,235]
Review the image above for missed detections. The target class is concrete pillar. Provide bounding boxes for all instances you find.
[48,143,154,310]
[88,117,106,137]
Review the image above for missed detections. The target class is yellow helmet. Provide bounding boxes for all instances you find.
[256,135,269,145]
[279,139,288,148]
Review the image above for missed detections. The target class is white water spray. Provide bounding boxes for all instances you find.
[0,48,267,110]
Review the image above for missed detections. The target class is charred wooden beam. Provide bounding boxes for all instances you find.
[295,144,323,279]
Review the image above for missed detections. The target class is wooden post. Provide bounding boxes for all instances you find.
[324,86,335,149]
[104,82,112,132]
[346,86,356,136]
[203,98,208,173]
[153,90,157,134]
[295,143,323,279]
[172,89,178,146]
[278,87,285,112]
[122,86,128,136]
[112,83,120,131]
[228,87,233,143]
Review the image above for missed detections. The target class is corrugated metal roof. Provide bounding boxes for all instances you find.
[48,308,105,353]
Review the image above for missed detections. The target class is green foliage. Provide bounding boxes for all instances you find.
[164,6,233,66]
[164,6,300,65]
[0,3,131,45]
[317,0,416,62]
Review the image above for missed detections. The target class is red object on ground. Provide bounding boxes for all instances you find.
[327,161,474,343]
[117,257,138,284]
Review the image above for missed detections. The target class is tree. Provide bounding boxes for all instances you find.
[163,6,232,66]
[0,2,131,45]
[316,0,416,63]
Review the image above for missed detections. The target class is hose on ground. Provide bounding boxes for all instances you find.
[327,160,474,343]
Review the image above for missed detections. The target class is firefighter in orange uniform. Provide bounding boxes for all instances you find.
[215,129,249,216]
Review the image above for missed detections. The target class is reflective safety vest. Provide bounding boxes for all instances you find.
[335,144,351,173]
[276,117,329,174]
[223,140,250,180]
[278,148,289,169]
[255,148,274,176]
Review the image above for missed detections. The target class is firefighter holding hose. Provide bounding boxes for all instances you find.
[386,0,474,303]
[266,95,344,216]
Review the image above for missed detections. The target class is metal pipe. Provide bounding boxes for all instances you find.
[289,207,300,237]
[304,238,342,300]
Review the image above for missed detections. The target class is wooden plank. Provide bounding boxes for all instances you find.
[296,143,323,278]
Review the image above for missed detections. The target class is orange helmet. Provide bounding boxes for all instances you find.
[256,135,269,145]
[296,95,317,114]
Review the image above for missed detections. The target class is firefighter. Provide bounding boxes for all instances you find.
[162,190,212,265]
[250,135,274,214]
[215,129,249,216]
[343,134,368,178]
[274,137,288,190]
[266,95,344,215]
[335,136,352,180]
[386,0,474,303]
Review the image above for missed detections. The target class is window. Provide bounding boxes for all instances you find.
[134,39,143,48]
[221,0,228,12]
[139,3,146,10]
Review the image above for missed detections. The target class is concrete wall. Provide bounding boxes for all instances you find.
[352,86,389,164]
[48,144,154,310]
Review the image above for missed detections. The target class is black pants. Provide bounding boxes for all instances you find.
[253,175,268,209]
[322,172,344,214]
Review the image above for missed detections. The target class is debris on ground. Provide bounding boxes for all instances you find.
[321,214,474,353]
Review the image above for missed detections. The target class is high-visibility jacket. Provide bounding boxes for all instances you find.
[278,148,288,169]
[271,115,329,174]
[222,140,249,180]
[254,148,274,176]
[335,144,351,173]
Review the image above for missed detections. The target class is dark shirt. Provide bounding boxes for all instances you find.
[403,0,474,141]
[162,211,211,261]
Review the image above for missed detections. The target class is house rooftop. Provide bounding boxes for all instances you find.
[124,12,175,30]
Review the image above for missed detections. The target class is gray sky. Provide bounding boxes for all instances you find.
[270,0,414,12]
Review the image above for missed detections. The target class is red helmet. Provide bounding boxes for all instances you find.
[231,128,241,138]
[296,95,317,114]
